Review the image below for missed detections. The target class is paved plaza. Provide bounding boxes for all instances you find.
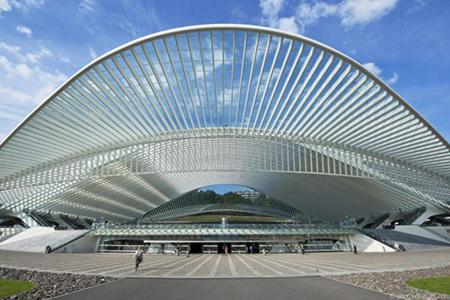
[54,277,391,300]
[0,248,448,279]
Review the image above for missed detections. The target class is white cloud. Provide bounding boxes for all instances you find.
[278,17,299,34]
[79,0,95,12]
[297,0,398,31]
[0,0,45,14]
[16,25,32,37]
[0,56,33,79]
[297,2,337,30]
[260,0,398,34]
[0,41,21,53]
[0,0,12,13]
[0,85,31,103]
[386,72,399,84]
[58,54,71,63]
[339,0,398,27]
[259,0,301,33]
[363,62,399,84]
[0,103,28,121]
[407,0,428,15]
[0,42,52,65]
[89,46,97,60]
[260,0,284,21]
[0,41,67,109]
[362,62,382,77]
[24,46,53,64]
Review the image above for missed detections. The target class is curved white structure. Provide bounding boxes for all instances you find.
[0,24,449,223]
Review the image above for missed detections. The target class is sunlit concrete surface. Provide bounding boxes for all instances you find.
[0,248,448,279]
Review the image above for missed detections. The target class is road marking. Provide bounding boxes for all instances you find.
[256,255,308,274]
[245,255,284,275]
[234,255,261,276]
[227,255,238,276]
[187,255,214,276]
[163,255,205,276]
[208,255,222,277]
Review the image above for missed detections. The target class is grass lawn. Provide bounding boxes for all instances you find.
[0,279,35,298]
[407,276,450,295]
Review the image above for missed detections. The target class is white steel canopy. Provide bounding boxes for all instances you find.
[0,24,449,223]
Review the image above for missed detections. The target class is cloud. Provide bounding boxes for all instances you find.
[0,56,33,79]
[362,62,382,77]
[0,85,31,103]
[24,46,53,64]
[0,0,46,14]
[0,40,67,110]
[0,41,21,53]
[16,25,32,37]
[386,72,398,84]
[89,46,97,60]
[0,103,28,121]
[297,2,337,29]
[406,0,428,15]
[259,0,301,33]
[79,0,95,12]
[260,0,398,34]
[278,17,299,34]
[260,0,284,22]
[58,54,71,63]
[0,0,12,13]
[0,42,52,64]
[338,0,398,27]
[297,0,398,31]
[363,62,399,85]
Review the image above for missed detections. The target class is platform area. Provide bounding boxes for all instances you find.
[0,248,448,279]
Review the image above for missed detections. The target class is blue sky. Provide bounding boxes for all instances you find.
[0,0,449,142]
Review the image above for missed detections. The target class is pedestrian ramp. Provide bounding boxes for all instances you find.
[0,227,88,253]
[363,229,450,251]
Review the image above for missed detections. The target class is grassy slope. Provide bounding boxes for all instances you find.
[407,276,450,295]
[0,279,35,298]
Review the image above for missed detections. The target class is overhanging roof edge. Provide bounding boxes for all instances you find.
[1,23,448,155]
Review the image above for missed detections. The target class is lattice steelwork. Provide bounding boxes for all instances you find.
[134,185,304,222]
[0,24,449,223]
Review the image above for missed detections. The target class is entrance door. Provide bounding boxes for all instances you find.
[190,243,203,254]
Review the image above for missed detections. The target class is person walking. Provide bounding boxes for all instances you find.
[299,243,305,255]
[134,247,144,271]
[353,245,358,254]
[186,244,191,257]
[394,242,400,252]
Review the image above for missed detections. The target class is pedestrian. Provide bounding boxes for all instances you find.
[186,245,191,257]
[224,244,228,255]
[394,242,400,252]
[300,243,305,255]
[134,247,144,271]
[353,245,358,254]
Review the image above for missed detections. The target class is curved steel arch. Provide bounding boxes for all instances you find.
[0,24,449,223]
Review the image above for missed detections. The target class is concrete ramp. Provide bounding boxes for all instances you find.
[363,229,450,251]
[0,227,88,253]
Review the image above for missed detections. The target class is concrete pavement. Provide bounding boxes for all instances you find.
[54,277,392,300]
[0,248,448,278]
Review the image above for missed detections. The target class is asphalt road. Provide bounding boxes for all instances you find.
[54,276,391,300]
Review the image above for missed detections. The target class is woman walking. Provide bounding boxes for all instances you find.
[134,247,144,271]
